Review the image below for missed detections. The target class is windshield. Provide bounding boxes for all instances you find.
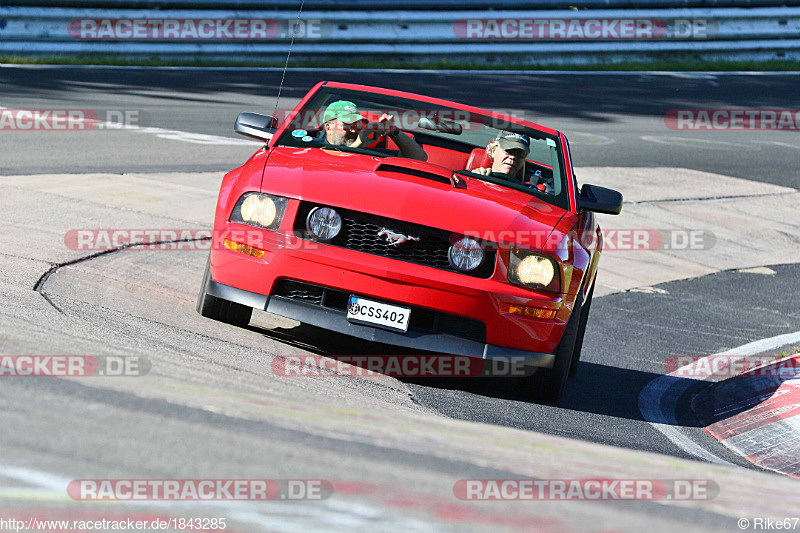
[273,86,568,209]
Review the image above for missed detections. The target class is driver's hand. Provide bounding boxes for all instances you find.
[471,167,492,176]
[374,113,398,135]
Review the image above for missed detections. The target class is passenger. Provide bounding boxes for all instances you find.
[471,132,530,180]
[322,100,427,161]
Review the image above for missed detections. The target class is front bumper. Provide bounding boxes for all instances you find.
[211,217,571,357]
[207,278,554,367]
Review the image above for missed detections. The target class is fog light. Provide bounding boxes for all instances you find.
[449,237,484,272]
[224,238,265,259]
[306,207,342,241]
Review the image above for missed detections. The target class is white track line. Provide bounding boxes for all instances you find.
[716,331,800,356]
[101,122,262,146]
[639,330,800,465]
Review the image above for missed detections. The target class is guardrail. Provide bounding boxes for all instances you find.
[1,6,798,64]
[4,0,800,8]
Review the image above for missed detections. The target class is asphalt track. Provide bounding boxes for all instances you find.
[1,67,799,188]
[1,66,799,532]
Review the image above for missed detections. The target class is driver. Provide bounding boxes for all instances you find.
[321,100,427,161]
[471,131,530,180]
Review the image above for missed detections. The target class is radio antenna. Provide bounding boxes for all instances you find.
[272,0,306,121]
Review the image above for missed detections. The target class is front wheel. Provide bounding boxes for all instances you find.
[569,283,594,377]
[515,294,583,403]
[196,254,252,327]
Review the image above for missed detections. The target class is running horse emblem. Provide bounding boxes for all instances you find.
[377,228,420,246]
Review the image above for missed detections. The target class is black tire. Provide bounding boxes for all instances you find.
[568,283,594,377]
[196,254,252,327]
[515,293,583,403]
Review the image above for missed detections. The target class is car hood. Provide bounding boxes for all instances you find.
[261,147,566,247]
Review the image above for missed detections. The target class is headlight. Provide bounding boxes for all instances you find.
[508,250,560,292]
[449,237,484,272]
[230,192,288,230]
[306,207,342,241]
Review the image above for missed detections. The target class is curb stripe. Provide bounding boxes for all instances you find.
[700,355,800,478]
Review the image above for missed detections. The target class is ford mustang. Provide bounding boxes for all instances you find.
[197,81,622,402]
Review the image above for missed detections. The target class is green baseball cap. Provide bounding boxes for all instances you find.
[322,100,367,124]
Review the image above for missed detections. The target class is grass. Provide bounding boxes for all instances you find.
[778,346,800,357]
[2,55,800,71]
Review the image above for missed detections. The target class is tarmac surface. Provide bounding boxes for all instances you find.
[1,66,798,531]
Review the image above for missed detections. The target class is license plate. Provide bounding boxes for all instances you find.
[347,296,411,333]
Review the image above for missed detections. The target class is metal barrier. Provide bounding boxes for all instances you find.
[1,6,798,64]
[4,0,800,8]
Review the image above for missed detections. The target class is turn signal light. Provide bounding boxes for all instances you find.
[224,238,265,259]
[508,305,557,319]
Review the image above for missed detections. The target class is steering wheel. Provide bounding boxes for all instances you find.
[363,128,389,149]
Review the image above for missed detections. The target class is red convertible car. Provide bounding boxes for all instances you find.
[197,81,622,401]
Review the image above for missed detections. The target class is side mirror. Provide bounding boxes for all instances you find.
[234,112,279,141]
[577,184,623,215]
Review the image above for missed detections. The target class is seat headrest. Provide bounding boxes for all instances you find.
[466,143,525,180]
[466,147,492,171]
